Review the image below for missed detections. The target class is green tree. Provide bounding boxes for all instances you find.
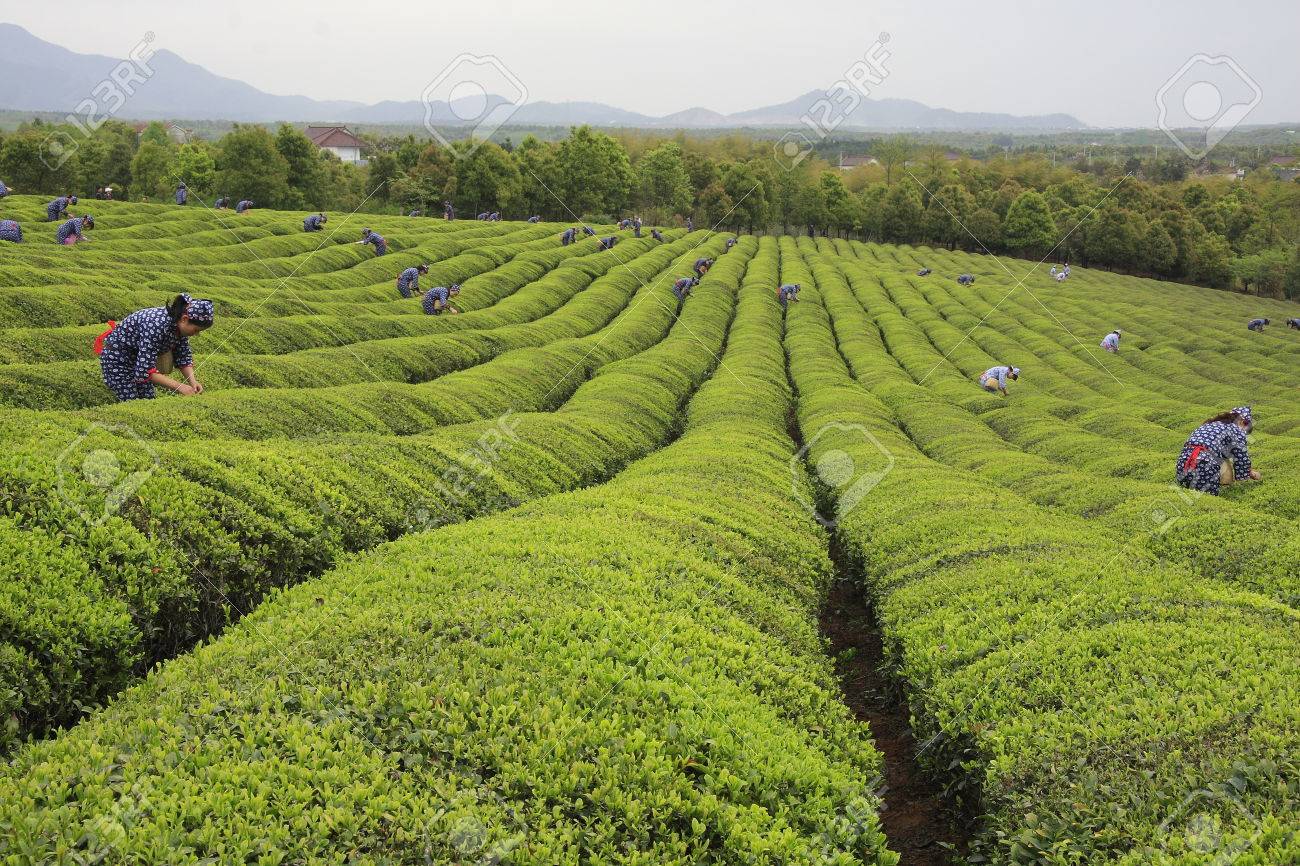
[130,142,175,200]
[720,161,769,231]
[879,183,924,242]
[365,151,398,204]
[139,121,172,148]
[1190,232,1234,288]
[682,151,718,207]
[0,130,77,195]
[167,143,217,197]
[965,208,1003,251]
[555,126,633,218]
[216,124,291,207]
[1087,207,1143,270]
[922,183,975,248]
[1002,190,1057,255]
[634,142,693,218]
[513,136,561,217]
[275,124,328,209]
[697,181,734,229]
[1141,221,1178,276]
[452,141,523,217]
[874,137,913,184]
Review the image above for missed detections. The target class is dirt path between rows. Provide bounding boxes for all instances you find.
[818,551,969,865]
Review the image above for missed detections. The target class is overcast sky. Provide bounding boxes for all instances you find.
[4,0,1297,127]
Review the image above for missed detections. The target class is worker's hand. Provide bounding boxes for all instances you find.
[1249,469,1261,481]
[188,379,204,394]
[174,382,198,396]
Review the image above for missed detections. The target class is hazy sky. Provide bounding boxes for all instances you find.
[4,0,1297,127]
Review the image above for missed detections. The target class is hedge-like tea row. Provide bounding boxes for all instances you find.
[0,236,897,865]
[0,234,665,409]
[781,237,1299,864]
[815,253,1300,607]
[0,231,708,430]
[0,234,685,364]
[0,234,734,748]
[0,223,566,327]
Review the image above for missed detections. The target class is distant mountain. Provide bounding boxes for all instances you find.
[0,23,1088,131]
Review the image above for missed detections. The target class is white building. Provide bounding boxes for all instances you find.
[306,125,365,163]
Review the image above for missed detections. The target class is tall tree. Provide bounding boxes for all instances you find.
[215,124,291,207]
[452,141,523,216]
[874,137,913,184]
[555,126,633,219]
[634,142,693,219]
[1002,190,1057,255]
[879,183,924,242]
[275,124,328,209]
[168,143,217,197]
[129,142,175,200]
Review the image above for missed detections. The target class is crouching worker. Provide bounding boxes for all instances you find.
[1176,407,1260,496]
[1247,317,1269,332]
[777,283,800,310]
[979,364,1019,396]
[957,273,976,286]
[598,236,618,250]
[1100,329,1121,353]
[422,284,461,315]
[96,294,213,401]
[397,263,429,298]
[56,215,93,245]
[303,213,327,232]
[1287,318,1300,331]
[358,228,387,255]
[0,219,21,244]
[672,276,697,302]
[916,267,931,276]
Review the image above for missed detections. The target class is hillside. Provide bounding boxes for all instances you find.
[0,196,1295,863]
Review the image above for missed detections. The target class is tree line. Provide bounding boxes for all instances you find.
[2,118,1297,298]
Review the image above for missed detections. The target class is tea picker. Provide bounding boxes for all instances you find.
[598,236,618,250]
[777,283,800,310]
[672,276,697,302]
[95,294,214,401]
[1176,407,1260,496]
[528,215,541,223]
[561,227,577,246]
[1287,318,1300,330]
[1100,329,1121,353]
[56,215,94,245]
[397,264,430,298]
[422,284,462,315]
[916,267,931,276]
[979,364,1019,396]
[0,179,10,197]
[358,228,387,255]
[0,220,21,243]
[693,257,713,278]
[303,213,327,232]
[1247,317,1269,332]
[46,195,77,221]
[651,229,664,242]
[175,183,188,205]
[957,273,975,286]
[235,199,254,214]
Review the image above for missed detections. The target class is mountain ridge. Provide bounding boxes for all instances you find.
[0,23,1088,130]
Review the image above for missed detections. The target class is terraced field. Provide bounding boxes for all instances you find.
[0,197,1296,864]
